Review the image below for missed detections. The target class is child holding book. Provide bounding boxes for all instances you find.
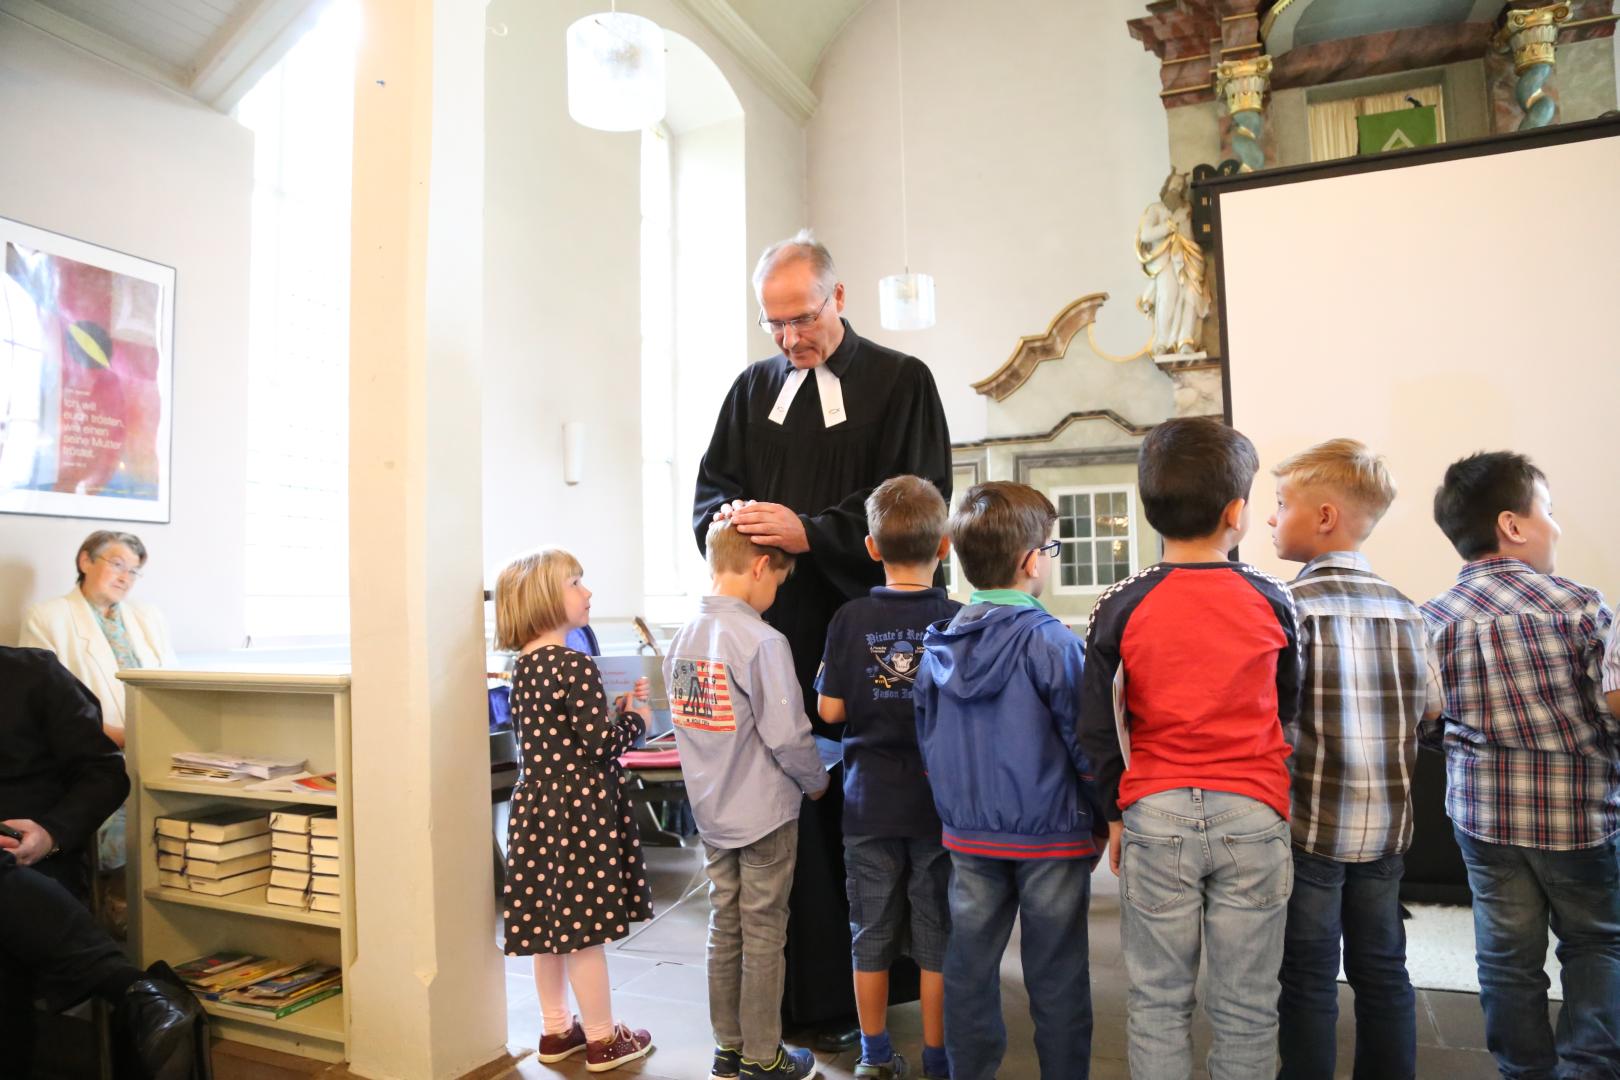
[495,548,654,1072]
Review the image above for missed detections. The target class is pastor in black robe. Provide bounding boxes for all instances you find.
[691,319,952,730]
[691,319,951,1027]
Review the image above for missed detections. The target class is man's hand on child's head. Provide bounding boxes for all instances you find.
[1108,820,1125,877]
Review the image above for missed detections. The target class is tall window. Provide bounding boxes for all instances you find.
[1053,486,1138,593]
[640,124,679,617]
[235,2,357,643]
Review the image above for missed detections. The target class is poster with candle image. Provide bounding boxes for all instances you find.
[0,216,173,522]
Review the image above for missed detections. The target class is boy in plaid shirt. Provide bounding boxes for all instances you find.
[1423,451,1620,1079]
[1267,440,1441,1080]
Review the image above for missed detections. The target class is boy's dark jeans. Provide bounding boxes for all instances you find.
[1453,829,1620,1080]
[942,850,1094,1080]
[1277,849,1415,1079]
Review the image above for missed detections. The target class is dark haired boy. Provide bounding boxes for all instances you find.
[1077,416,1301,1080]
[1421,451,1620,1079]
[816,475,960,1080]
[914,481,1106,1080]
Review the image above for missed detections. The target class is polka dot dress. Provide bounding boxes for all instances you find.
[503,645,653,955]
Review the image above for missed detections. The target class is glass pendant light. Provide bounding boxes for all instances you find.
[566,6,666,132]
[878,0,935,331]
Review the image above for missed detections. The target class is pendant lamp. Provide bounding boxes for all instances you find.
[566,7,666,132]
[878,0,935,331]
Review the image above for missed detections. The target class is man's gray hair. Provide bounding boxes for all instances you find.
[752,229,838,298]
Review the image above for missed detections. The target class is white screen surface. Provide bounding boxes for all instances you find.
[1220,130,1620,604]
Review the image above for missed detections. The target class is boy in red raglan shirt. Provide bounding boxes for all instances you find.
[1078,416,1302,1080]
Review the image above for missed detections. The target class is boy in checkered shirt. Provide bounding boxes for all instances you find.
[1422,451,1619,1079]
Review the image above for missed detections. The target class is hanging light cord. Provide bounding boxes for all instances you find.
[895,0,911,275]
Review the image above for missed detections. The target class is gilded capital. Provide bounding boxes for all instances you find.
[1215,56,1274,115]
[1495,3,1573,74]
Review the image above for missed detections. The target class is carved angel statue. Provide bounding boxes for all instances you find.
[1137,169,1210,356]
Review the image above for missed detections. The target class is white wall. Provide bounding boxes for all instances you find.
[482,0,807,619]
[808,0,1172,443]
[0,17,253,651]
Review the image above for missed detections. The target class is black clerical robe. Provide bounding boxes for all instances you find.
[692,320,952,735]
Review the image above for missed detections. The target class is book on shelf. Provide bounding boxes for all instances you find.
[168,751,306,783]
[185,834,272,861]
[309,814,339,839]
[177,852,272,881]
[244,771,338,797]
[270,850,311,871]
[157,853,185,872]
[156,836,185,856]
[165,867,272,897]
[269,869,311,891]
[310,893,341,915]
[271,832,310,853]
[153,808,269,844]
[175,954,342,1017]
[268,806,336,834]
[310,855,341,876]
[266,886,311,910]
[310,837,340,859]
[310,874,340,897]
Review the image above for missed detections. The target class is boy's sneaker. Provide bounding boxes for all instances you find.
[585,1024,653,1072]
[537,1018,586,1063]
[711,1045,742,1079]
[855,1052,910,1079]
[740,1045,819,1079]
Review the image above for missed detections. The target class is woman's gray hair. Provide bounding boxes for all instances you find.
[76,530,148,585]
[752,228,838,299]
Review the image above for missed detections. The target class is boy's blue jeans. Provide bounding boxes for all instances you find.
[1453,828,1620,1080]
[1119,788,1290,1080]
[942,850,1095,1080]
[1277,849,1415,1080]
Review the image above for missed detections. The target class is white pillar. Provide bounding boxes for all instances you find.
[345,0,508,1076]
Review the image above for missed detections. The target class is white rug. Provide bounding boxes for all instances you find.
[1339,903,1564,1001]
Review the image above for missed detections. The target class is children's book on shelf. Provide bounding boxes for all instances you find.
[175,954,342,1018]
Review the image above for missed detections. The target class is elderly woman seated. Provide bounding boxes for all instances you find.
[21,530,178,748]
[21,530,177,890]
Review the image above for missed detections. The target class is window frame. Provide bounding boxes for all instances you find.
[1050,483,1139,596]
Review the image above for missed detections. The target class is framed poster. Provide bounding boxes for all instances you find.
[0,216,174,523]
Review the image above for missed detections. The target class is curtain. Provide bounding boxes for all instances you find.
[1308,83,1445,162]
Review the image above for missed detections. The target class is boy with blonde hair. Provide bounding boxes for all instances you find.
[666,521,829,1080]
[1267,439,1441,1080]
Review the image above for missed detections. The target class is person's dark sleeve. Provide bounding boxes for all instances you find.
[33,658,127,853]
[692,371,753,555]
[801,358,951,597]
[1035,623,1109,833]
[1266,581,1304,733]
[1078,594,1130,822]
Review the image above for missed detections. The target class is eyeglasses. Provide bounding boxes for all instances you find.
[758,295,830,336]
[1032,540,1060,560]
[96,555,142,579]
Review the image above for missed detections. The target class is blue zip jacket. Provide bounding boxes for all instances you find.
[915,602,1106,859]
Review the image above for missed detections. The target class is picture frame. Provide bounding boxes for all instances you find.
[0,215,174,523]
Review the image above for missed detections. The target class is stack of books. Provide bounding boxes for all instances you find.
[173,951,342,1020]
[154,809,272,896]
[169,751,306,784]
[266,806,342,915]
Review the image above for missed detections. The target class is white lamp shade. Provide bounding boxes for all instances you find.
[878,272,937,331]
[562,421,587,485]
[566,13,667,132]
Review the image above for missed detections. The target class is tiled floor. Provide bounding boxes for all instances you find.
[500,845,1512,1080]
[173,844,1518,1079]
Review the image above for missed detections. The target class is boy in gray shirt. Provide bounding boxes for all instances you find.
[666,520,829,1080]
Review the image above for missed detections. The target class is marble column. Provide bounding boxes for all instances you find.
[1497,3,1574,128]
[1216,55,1274,172]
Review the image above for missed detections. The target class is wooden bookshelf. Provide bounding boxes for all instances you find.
[124,668,353,1064]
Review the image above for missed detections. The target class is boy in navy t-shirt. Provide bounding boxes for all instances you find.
[817,475,960,1080]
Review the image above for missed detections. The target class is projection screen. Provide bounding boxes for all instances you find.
[1210,117,1620,605]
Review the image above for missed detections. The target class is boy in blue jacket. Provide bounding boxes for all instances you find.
[915,481,1106,1080]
